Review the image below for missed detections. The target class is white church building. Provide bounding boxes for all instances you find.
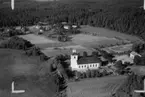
[70,49,101,72]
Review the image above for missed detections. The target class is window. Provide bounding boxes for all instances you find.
[82,66,83,68]
[96,64,98,67]
[79,66,81,68]
[90,65,91,67]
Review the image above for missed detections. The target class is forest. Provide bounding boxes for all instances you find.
[0,0,145,40]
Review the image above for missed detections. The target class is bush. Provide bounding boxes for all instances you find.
[25,46,41,56]
[40,53,49,61]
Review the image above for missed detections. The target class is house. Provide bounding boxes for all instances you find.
[70,49,101,72]
[130,51,141,59]
[72,25,78,28]
[64,25,71,30]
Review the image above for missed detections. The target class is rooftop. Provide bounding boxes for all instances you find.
[77,56,101,65]
[130,51,141,56]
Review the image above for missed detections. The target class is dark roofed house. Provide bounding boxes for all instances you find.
[70,49,101,71]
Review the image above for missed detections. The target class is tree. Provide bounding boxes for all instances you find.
[134,55,142,65]
[86,69,91,78]
[58,75,67,92]
[83,51,88,57]
[40,54,49,61]
[91,51,99,57]
[114,60,124,70]
[90,70,96,78]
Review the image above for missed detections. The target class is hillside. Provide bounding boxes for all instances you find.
[112,73,145,97]
[0,49,58,97]
[67,75,127,97]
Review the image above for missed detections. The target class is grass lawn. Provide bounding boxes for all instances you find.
[0,49,58,97]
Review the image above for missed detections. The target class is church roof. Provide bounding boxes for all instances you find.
[72,52,78,55]
[77,56,101,65]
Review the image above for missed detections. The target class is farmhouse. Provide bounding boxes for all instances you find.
[130,51,141,59]
[64,25,71,30]
[70,49,101,72]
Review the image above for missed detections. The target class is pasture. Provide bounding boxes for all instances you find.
[19,26,138,57]
[0,49,57,97]
[67,75,127,97]
[71,34,123,48]
[19,34,57,45]
[80,25,144,43]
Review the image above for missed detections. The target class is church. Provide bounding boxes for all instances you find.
[70,49,101,72]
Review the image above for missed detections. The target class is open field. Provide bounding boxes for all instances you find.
[71,34,123,48]
[19,32,134,57]
[67,75,127,97]
[0,49,57,97]
[80,25,144,43]
[19,34,57,45]
[102,44,133,53]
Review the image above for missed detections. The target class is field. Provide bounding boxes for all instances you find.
[102,44,133,53]
[0,49,57,97]
[19,34,57,45]
[71,34,123,48]
[67,75,127,97]
[19,29,138,57]
[80,25,144,43]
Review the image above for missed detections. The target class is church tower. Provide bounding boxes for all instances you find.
[70,49,78,71]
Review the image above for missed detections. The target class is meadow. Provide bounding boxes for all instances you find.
[80,25,144,43]
[67,75,127,97]
[19,34,57,44]
[19,31,137,57]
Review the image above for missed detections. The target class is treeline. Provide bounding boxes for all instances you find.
[0,36,49,61]
[0,0,145,40]
[0,36,34,50]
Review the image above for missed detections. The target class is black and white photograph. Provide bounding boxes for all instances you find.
[0,0,145,97]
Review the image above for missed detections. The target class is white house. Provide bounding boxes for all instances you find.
[130,51,141,59]
[64,25,71,30]
[72,25,78,28]
[70,49,101,72]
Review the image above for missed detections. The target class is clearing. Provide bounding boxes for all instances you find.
[0,49,57,97]
[67,75,127,97]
